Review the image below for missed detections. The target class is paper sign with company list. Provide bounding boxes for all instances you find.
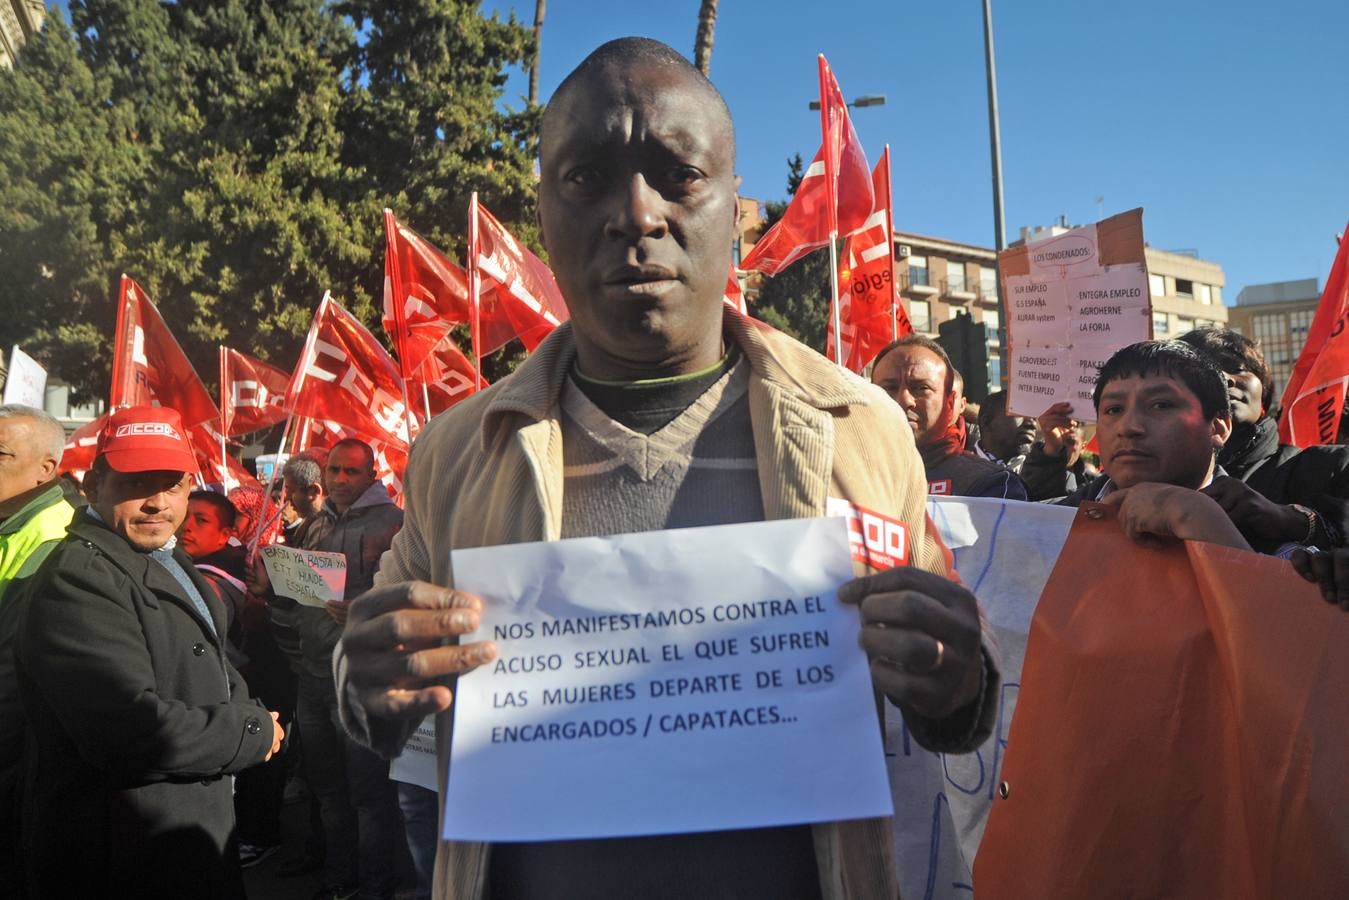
[442,517,892,842]
[1001,209,1153,422]
[259,545,347,608]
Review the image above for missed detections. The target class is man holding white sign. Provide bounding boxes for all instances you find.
[336,38,999,899]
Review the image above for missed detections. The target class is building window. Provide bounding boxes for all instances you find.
[1198,284,1212,305]
[1153,312,1170,335]
[1149,274,1165,297]
[1212,285,1222,304]
[909,299,932,332]
[988,354,1002,389]
[980,266,998,299]
[982,308,1000,332]
[1177,317,1194,334]
[1174,278,1193,298]
[947,260,967,293]
[909,255,929,287]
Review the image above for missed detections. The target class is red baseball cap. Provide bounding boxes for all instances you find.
[98,406,200,475]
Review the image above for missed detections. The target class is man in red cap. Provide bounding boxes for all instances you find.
[14,406,283,898]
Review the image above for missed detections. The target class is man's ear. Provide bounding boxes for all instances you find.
[83,468,101,503]
[38,455,58,484]
[1211,414,1232,450]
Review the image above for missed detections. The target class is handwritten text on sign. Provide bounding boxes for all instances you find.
[259,544,346,607]
[444,517,892,842]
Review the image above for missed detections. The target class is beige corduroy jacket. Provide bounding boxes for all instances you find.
[337,309,1000,900]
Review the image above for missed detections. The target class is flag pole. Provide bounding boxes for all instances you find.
[882,146,899,340]
[384,209,420,442]
[110,274,132,409]
[467,192,483,391]
[254,291,327,558]
[218,346,230,489]
[818,56,845,367]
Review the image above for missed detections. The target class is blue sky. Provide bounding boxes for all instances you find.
[47,0,1349,300]
[485,0,1349,302]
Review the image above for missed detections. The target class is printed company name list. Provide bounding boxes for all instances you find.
[480,597,837,745]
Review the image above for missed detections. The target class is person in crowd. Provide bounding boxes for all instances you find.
[230,482,283,551]
[251,438,405,900]
[334,37,998,899]
[15,406,282,897]
[1176,327,1349,553]
[972,390,1036,472]
[0,405,74,892]
[952,370,980,451]
[1021,401,1098,501]
[871,335,1028,499]
[181,489,293,870]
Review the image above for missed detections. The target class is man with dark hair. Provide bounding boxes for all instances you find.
[252,438,404,899]
[334,37,999,900]
[872,335,1028,499]
[973,390,1037,470]
[15,406,282,897]
[1177,327,1349,553]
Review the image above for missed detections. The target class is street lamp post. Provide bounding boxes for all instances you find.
[982,0,1010,390]
[807,94,886,111]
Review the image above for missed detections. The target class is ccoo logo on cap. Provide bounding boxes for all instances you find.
[97,406,200,475]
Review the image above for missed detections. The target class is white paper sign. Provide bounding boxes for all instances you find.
[1005,219,1152,422]
[259,544,346,607]
[3,346,47,408]
[887,497,1075,900]
[389,718,437,790]
[443,517,892,842]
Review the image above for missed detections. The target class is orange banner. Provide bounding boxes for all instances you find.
[975,503,1349,899]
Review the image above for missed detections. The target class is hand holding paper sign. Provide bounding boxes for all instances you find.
[837,566,984,720]
[342,582,497,720]
[1036,401,1077,456]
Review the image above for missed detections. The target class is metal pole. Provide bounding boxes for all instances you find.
[982,0,1011,389]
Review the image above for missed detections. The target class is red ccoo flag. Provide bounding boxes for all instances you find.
[827,148,911,372]
[221,347,290,437]
[723,265,747,314]
[738,56,873,276]
[412,337,487,418]
[382,210,471,379]
[470,196,570,359]
[286,294,412,453]
[1279,226,1349,447]
[111,275,220,429]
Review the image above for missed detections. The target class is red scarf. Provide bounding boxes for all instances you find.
[919,414,968,469]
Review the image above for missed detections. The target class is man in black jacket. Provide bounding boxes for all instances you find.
[15,406,282,898]
[1177,327,1348,553]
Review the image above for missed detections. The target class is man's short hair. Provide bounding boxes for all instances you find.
[329,438,375,471]
[1177,327,1275,413]
[1092,341,1229,420]
[282,451,324,490]
[0,404,66,462]
[977,390,1009,429]
[188,489,236,529]
[541,37,735,164]
[872,334,956,394]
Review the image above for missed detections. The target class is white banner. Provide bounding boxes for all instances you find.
[3,345,47,408]
[888,496,1074,900]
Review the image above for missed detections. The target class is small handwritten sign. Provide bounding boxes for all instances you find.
[259,544,347,607]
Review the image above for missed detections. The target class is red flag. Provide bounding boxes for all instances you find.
[723,266,747,314]
[738,57,873,276]
[60,413,107,481]
[1279,226,1349,446]
[287,294,411,452]
[221,347,290,436]
[470,197,570,357]
[190,420,259,491]
[412,337,486,418]
[382,210,471,379]
[111,275,220,429]
[827,149,911,372]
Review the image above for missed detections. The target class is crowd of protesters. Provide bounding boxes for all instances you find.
[0,34,1345,900]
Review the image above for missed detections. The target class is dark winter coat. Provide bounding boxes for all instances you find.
[15,510,274,898]
[1219,417,1349,551]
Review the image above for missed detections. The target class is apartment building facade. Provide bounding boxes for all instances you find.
[1227,278,1321,397]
